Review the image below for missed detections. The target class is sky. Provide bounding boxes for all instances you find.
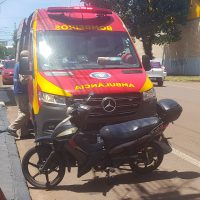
[0,0,82,42]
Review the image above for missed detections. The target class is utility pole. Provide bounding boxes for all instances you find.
[0,0,8,14]
[0,0,7,5]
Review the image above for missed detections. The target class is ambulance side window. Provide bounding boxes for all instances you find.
[123,38,132,54]
[28,33,33,72]
[15,39,21,62]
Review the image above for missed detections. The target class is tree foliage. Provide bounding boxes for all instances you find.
[0,45,6,59]
[0,45,15,59]
[81,0,190,59]
[0,30,16,59]
[13,29,17,54]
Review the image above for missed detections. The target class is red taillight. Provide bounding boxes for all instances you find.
[47,6,112,15]
[163,123,169,131]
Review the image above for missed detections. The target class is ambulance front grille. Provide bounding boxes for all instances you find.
[73,93,142,117]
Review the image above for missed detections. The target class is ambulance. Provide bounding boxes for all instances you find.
[16,6,157,135]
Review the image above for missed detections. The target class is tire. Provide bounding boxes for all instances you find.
[130,142,164,174]
[157,79,163,87]
[22,146,65,189]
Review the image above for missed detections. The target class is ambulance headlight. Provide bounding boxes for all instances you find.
[39,92,66,105]
[143,88,156,101]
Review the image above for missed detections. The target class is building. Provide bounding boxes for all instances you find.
[163,0,200,75]
[134,39,163,62]
[135,0,200,75]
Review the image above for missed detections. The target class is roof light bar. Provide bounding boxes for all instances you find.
[47,7,112,15]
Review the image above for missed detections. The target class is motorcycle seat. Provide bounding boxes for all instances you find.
[100,117,159,148]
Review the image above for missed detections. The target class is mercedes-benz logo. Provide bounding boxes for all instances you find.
[102,97,116,112]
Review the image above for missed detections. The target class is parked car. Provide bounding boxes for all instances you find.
[147,60,167,86]
[2,60,15,85]
[0,60,5,74]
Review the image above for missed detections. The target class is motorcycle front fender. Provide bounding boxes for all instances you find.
[154,138,172,154]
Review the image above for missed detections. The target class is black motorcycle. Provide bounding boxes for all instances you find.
[22,97,182,189]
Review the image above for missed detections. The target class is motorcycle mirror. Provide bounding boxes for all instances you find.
[66,106,74,116]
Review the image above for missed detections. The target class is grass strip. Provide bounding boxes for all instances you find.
[166,76,200,82]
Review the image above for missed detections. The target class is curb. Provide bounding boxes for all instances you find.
[0,102,31,200]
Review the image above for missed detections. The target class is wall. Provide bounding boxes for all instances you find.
[162,1,200,75]
[188,0,200,20]
[134,39,164,61]
[163,18,200,75]
[135,1,200,75]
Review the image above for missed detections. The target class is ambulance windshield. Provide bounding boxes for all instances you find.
[37,31,140,71]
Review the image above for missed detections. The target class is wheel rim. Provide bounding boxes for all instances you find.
[136,146,160,169]
[25,149,64,187]
[129,143,163,173]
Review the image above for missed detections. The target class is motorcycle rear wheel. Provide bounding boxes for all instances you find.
[22,146,65,189]
[130,142,164,174]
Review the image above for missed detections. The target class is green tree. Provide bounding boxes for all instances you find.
[0,45,6,59]
[0,29,17,59]
[81,0,190,59]
[0,44,15,60]
[13,29,17,55]
[5,47,15,59]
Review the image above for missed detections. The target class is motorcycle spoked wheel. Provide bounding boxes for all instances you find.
[22,146,65,189]
[129,142,164,174]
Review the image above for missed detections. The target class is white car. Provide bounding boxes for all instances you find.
[147,60,167,86]
[0,60,4,74]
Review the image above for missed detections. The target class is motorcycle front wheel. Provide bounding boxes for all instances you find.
[22,146,65,189]
[129,142,164,174]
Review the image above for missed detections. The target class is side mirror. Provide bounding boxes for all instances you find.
[19,50,32,75]
[142,55,151,71]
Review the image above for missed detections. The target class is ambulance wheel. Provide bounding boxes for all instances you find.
[157,79,163,87]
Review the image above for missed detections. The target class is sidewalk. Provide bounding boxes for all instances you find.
[0,102,31,200]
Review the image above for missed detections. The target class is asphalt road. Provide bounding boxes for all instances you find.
[1,77,200,200]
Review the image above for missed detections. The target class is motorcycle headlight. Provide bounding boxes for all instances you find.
[143,88,156,101]
[39,92,66,105]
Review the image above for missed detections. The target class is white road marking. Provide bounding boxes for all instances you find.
[172,148,200,168]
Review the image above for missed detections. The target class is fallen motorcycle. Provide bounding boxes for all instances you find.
[22,96,182,189]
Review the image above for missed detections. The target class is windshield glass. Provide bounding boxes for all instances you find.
[150,61,161,68]
[4,61,15,69]
[37,31,140,71]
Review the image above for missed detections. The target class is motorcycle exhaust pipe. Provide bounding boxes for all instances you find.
[112,155,138,166]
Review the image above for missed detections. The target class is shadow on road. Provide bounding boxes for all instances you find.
[153,84,167,88]
[30,170,200,199]
[0,86,16,106]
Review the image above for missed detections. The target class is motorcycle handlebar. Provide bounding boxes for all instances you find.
[85,92,94,104]
[66,93,94,116]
